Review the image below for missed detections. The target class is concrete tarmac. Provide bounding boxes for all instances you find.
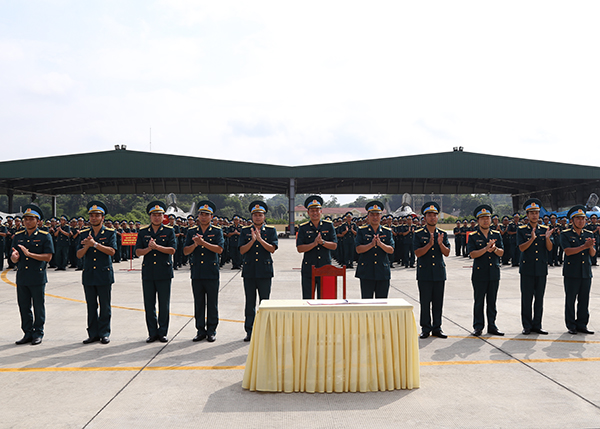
[1,238,599,428]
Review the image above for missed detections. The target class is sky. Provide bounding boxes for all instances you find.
[1,1,600,205]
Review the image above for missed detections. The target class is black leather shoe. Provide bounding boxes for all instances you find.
[488,328,505,336]
[471,330,482,336]
[83,336,100,344]
[193,334,206,342]
[146,335,158,343]
[419,331,430,339]
[522,329,531,335]
[207,335,216,342]
[432,330,448,339]
[31,337,42,345]
[532,328,548,335]
[158,336,168,343]
[568,329,578,335]
[243,334,251,342]
[15,336,32,345]
[100,337,110,344]
[577,328,594,334]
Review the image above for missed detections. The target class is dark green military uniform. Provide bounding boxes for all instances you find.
[0,218,6,270]
[561,205,595,334]
[467,205,504,335]
[239,201,278,338]
[296,196,338,299]
[77,201,117,343]
[516,199,551,334]
[355,201,394,298]
[12,205,54,344]
[185,200,224,340]
[136,201,177,341]
[54,216,71,270]
[413,202,450,337]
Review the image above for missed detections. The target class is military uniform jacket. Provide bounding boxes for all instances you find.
[55,224,71,247]
[229,225,243,246]
[339,222,356,242]
[560,229,594,279]
[136,225,177,281]
[78,227,117,286]
[239,224,278,278]
[413,227,450,281]
[507,223,518,242]
[516,223,550,276]
[185,225,224,280]
[0,225,6,244]
[296,220,337,276]
[355,225,395,280]
[12,229,54,285]
[467,227,503,281]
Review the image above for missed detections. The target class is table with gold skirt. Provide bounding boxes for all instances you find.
[242,299,420,393]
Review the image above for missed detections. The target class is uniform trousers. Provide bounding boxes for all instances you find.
[191,279,219,336]
[402,243,415,267]
[359,279,390,299]
[301,275,320,299]
[55,245,69,269]
[472,280,499,331]
[230,245,242,268]
[343,240,355,266]
[418,280,445,333]
[83,284,112,338]
[454,238,461,256]
[243,278,272,334]
[142,279,171,337]
[502,240,512,264]
[564,277,591,331]
[512,243,520,267]
[17,283,46,338]
[0,245,4,270]
[520,275,546,330]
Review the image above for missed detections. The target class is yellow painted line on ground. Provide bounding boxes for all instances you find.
[448,335,600,345]
[2,357,600,373]
[1,269,244,323]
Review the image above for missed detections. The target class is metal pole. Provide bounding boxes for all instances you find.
[289,178,295,235]
[52,196,57,218]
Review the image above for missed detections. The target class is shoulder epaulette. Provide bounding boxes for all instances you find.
[266,225,276,229]
[359,225,369,229]
[382,226,392,231]
[323,219,332,223]
[212,225,222,229]
[189,225,198,230]
[79,228,90,233]
[563,228,572,232]
[38,230,49,235]
[105,227,115,231]
[241,225,251,230]
[415,228,424,233]
[15,230,25,235]
[540,225,549,229]
[299,221,309,226]
[163,225,173,229]
[140,225,150,230]
[519,225,528,229]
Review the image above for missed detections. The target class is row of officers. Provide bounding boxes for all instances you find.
[6,196,595,347]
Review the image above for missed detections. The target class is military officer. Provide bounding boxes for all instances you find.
[451,220,460,257]
[5,215,15,268]
[509,213,521,266]
[11,204,54,345]
[340,212,357,269]
[414,202,450,339]
[54,215,71,270]
[517,198,552,335]
[460,219,469,257]
[296,196,338,299]
[561,206,595,335]
[583,214,599,266]
[183,200,224,343]
[0,216,6,270]
[500,216,512,265]
[228,215,243,269]
[467,205,505,336]
[239,201,278,341]
[76,201,117,344]
[135,201,177,343]
[355,201,395,298]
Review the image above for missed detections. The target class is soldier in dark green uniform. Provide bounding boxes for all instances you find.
[76,201,117,344]
[11,205,54,345]
[401,216,416,268]
[0,216,6,270]
[500,216,511,265]
[561,205,595,335]
[5,216,15,268]
[414,202,450,339]
[583,214,599,267]
[467,205,504,336]
[184,200,224,343]
[517,198,552,335]
[453,220,462,256]
[355,201,395,298]
[228,215,243,269]
[509,213,521,266]
[295,196,338,299]
[239,201,278,341]
[340,212,357,269]
[54,215,71,270]
[135,201,177,343]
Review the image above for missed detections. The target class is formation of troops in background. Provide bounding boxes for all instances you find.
[1,195,596,347]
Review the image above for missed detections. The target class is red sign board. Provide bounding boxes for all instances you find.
[121,233,138,246]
